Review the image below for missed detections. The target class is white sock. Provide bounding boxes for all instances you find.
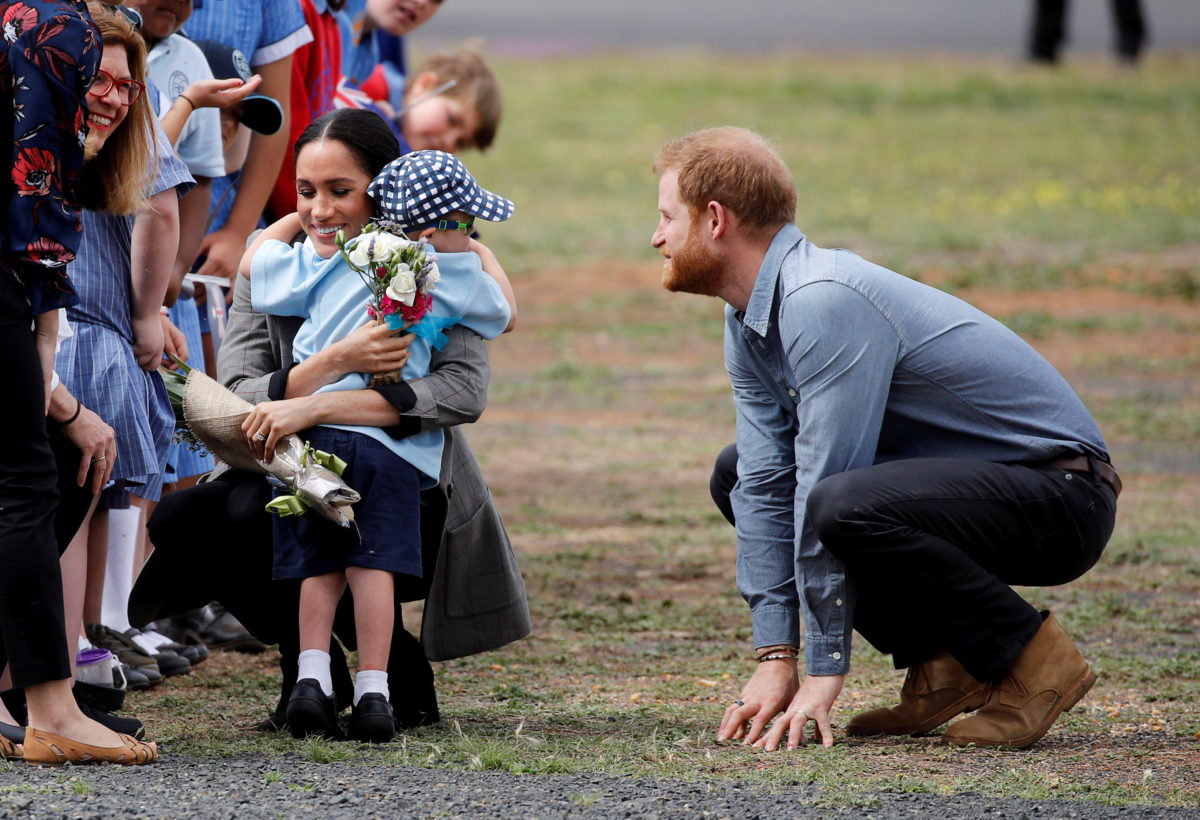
[353,669,389,706]
[297,649,333,697]
[138,630,173,650]
[101,507,140,632]
[130,632,159,654]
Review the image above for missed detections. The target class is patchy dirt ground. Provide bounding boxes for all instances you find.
[97,260,1200,811]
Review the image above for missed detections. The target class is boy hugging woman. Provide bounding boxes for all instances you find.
[238,110,516,743]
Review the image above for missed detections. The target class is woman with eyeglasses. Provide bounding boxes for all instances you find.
[0,0,158,766]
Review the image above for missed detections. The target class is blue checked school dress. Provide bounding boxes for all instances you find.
[55,121,193,502]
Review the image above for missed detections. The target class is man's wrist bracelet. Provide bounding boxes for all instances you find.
[178,92,197,110]
[757,653,799,664]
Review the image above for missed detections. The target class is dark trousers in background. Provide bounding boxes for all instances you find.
[710,446,1115,683]
[1030,0,1147,62]
[144,471,442,718]
[0,273,69,688]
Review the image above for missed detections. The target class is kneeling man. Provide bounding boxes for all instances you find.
[652,127,1118,751]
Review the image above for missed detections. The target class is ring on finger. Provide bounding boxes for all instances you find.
[734,699,745,707]
[255,433,268,442]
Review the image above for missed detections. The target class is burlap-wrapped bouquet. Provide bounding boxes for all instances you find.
[164,366,359,527]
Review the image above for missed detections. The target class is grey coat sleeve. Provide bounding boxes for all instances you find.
[402,324,490,431]
[217,274,287,405]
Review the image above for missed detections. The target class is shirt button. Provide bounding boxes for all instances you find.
[787,388,797,397]
[831,652,842,660]
[835,598,843,606]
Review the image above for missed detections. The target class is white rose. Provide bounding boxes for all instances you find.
[423,262,440,288]
[371,231,409,261]
[347,240,372,268]
[385,266,418,306]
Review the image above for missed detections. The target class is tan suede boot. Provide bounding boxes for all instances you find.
[847,650,990,737]
[942,613,1096,749]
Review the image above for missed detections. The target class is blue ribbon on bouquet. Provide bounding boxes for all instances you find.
[384,313,461,350]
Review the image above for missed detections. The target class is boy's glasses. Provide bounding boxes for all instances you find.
[88,68,145,105]
[433,218,474,233]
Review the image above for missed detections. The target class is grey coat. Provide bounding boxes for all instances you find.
[217,274,530,661]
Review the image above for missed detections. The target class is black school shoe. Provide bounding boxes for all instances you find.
[349,694,395,744]
[286,679,344,741]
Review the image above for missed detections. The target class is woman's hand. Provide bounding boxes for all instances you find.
[61,404,117,492]
[330,321,414,376]
[241,397,324,463]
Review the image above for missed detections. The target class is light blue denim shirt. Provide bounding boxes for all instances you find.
[726,224,1109,676]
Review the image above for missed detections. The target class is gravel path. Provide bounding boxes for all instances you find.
[4,758,1198,819]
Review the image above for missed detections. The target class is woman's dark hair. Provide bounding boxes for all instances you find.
[294,109,400,180]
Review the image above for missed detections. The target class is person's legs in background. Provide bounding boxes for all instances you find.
[1029,0,1069,63]
[1111,0,1146,62]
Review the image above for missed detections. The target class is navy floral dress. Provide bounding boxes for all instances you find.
[1,0,100,315]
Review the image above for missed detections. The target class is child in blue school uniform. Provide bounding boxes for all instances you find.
[240,119,516,742]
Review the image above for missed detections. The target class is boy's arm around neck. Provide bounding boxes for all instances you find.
[468,238,517,332]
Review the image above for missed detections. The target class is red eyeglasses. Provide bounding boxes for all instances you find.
[88,68,145,106]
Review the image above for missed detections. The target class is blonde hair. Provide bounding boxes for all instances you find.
[653,127,797,235]
[411,46,502,151]
[81,1,156,215]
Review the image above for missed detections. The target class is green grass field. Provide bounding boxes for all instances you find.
[24,51,1200,810]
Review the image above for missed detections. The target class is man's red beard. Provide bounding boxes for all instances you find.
[661,224,726,297]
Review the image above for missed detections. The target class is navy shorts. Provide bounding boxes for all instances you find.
[272,427,422,581]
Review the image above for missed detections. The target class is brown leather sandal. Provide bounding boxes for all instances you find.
[22,727,157,766]
[0,733,21,760]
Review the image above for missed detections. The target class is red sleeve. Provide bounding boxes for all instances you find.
[358,64,389,103]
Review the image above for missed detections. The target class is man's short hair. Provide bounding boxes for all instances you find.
[653,127,797,234]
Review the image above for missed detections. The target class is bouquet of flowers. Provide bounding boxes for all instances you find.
[336,221,442,386]
[160,361,360,527]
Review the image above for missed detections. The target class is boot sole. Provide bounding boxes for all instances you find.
[846,688,990,737]
[944,666,1097,750]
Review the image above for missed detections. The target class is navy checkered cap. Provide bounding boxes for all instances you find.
[367,150,514,232]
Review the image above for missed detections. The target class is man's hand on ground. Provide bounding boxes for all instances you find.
[755,673,845,750]
[717,659,800,745]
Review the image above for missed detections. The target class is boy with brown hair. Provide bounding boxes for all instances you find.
[334,45,501,156]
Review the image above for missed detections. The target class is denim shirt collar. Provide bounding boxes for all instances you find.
[740,223,805,338]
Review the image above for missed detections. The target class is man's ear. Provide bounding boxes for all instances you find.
[705,200,729,241]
